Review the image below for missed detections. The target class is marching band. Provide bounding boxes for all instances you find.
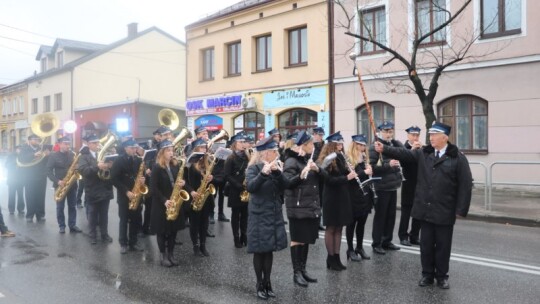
[2,109,472,298]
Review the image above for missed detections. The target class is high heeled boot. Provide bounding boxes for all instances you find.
[300,245,317,283]
[291,246,308,287]
[160,251,172,267]
[256,281,268,300]
[334,254,347,270]
[347,249,361,262]
[326,254,342,271]
[265,280,275,298]
[356,247,371,260]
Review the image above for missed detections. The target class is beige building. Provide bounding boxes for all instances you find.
[0,81,29,152]
[25,24,186,147]
[332,0,540,187]
[185,0,331,140]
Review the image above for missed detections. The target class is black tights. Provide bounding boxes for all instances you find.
[325,225,343,255]
[346,214,369,251]
[156,231,178,253]
[253,252,273,283]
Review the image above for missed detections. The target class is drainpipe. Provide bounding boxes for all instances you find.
[327,0,335,133]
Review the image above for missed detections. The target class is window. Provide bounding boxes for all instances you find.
[202,48,215,81]
[438,96,488,153]
[227,41,241,76]
[1,130,6,150]
[32,98,38,114]
[481,0,522,38]
[19,96,24,113]
[57,51,64,68]
[359,6,387,55]
[44,96,51,112]
[415,0,447,45]
[357,101,395,143]
[234,112,265,140]
[1,99,5,116]
[54,93,62,111]
[12,99,18,115]
[41,57,47,73]
[256,35,272,71]
[288,27,307,66]
[19,129,27,146]
[278,108,317,138]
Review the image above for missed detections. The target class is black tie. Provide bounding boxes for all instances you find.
[435,150,440,160]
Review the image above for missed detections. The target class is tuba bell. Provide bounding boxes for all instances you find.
[207,129,229,150]
[158,108,180,131]
[172,127,193,149]
[17,113,60,167]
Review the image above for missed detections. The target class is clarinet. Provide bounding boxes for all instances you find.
[340,152,366,195]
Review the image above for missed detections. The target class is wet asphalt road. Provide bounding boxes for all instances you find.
[1,181,539,304]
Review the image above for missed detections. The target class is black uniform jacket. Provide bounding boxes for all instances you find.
[319,153,353,226]
[401,141,419,207]
[186,160,216,211]
[77,148,114,202]
[282,151,321,220]
[348,161,373,216]
[111,154,141,203]
[369,138,403,191]
[224,151,249,208]
[381,143,473,226]
[18,143,49,180]
[46,150,75,188]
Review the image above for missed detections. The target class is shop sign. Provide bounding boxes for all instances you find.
[263,87,326,109]
[186,95,243,116]
[195,115,223,131]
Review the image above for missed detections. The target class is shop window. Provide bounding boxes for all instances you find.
[438,95,488,153]
[234,112,265,140]
[278,108,317,138]
[357,101,394,143]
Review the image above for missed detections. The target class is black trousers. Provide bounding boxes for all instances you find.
[398,203,421,241]
[231,205,248,238]
[117,199,142,246]
[189,203,211,246]
[142,194,152,233]
[8,183,25,213]
[76,179,86,206]
[25,177,47,220]
[88,199,110,239]
[420,221,454,280]
[371,190,397,247]
[212,182,225,216]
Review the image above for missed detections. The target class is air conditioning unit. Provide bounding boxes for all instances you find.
[242,97,256,109]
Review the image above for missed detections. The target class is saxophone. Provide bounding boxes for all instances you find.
[166,158,190,221]
[240,178,249,203]
[128,159,149,210]
[191,154,217,211]
[54,152,81,202]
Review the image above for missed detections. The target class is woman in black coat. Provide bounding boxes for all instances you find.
[283,131,321,287]
[317,131,356,271]
[150,140,191,267]
[246,136,288,300]
[345,135,373,262]
[224,134,249,248]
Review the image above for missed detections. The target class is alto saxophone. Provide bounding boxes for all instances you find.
[192,154,217,211]
[128,159,149,210]
[166,158,190,221]
[54,152,81,202]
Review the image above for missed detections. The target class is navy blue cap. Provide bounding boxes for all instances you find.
[352,134,367,145]
[312,127,325,135]
[157,125,171,135]
[286,132,299,141]
[58,136,72,143]
[405,125,421,134]
[86,135,100,143]
[120,132,133,139]
[428,121,451,136]
[255,136,279,151]
[122,139,139,148]
[158,140,173,150]
[191,138,208,149]
[231,133,246,142]
[246,136,255,143]
[138,142,150,150]
[268,128,279,136]
[28,134,40,140]
[378,121,395,130]
[325,131,344,143]
[194,126,207,135]
[295,131,313,146]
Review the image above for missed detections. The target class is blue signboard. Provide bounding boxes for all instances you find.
[263,87,326,109]
[317,111,330,137]
[195,115,223,131]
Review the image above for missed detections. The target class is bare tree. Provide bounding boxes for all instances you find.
[334,0,504,135]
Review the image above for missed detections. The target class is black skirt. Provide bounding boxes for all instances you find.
[289,218,319,244]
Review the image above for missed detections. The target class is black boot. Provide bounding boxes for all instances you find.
[326,254,342,271]
[160,252,172,267]
[240,234,247,247]
[200,243,209,257]
[265,280,275,298]
[168,251,179,266]
[334,254,347,270]
[347,249,361,262]
[234,236,242,248]
[193,244,201,256]
[356,247,371,260]
[300,245,317,283]
[291,246,308,287]
[256,281,268,300]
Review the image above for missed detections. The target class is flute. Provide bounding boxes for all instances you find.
[300,151,314,179]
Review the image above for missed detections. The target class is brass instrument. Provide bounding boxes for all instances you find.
[172,127,193,152]
[97,132,116,180]
[207,129,229,150]
[158,108,180,131]
[17,113,59,167]
[54,152,81,202]
[192,154,217,211]
[128,159,149,210]
[166,158,190,221]
[240,179,249,203]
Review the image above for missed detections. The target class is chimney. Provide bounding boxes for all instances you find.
[127,23,138,38]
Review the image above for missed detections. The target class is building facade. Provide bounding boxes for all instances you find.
[0,81,29,152]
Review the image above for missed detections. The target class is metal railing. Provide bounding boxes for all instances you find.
[469,161,488,210]
[488,161,540,211]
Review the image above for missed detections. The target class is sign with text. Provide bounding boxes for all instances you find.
[186,95,243,116]
[195,115,223,131]
[317,111,330,137]
[263,87,326,109]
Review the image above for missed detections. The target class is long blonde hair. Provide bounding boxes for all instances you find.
[346,142,365,168]
[157,147,178,169]
[317,142,340,172]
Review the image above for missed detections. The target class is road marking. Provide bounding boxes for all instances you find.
[312,231,540,276]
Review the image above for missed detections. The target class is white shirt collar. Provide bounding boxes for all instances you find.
[436,145,448,157]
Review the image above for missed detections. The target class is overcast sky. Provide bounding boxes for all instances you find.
[0,0,241,84]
